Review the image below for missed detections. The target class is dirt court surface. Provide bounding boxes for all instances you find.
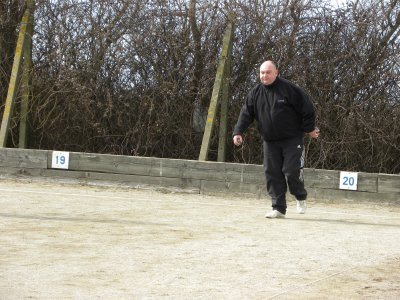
[0,177,399,299]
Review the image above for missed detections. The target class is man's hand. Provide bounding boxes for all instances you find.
[307,127,320,139]
[233,135,244,146]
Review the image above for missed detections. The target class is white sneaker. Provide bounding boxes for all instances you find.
[296,200,306,214]
[265,210,285,219]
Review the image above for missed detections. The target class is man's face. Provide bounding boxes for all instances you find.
[259,62,278,85]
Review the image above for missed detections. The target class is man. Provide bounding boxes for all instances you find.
[233,60,320,218]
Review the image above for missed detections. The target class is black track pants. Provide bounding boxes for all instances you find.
[263,136,307,214]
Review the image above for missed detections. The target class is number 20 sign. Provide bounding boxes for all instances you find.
[52,151,70,169]
[339,171,358,191]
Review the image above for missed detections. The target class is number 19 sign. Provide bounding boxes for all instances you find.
[52,151,70,169]
[339,171,358,190]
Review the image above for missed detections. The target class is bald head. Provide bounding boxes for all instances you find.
[260,60,278,85]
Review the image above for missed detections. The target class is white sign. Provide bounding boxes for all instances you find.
[52,151,70,169]
[339,171,358,190]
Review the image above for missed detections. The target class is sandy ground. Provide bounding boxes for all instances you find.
[0,176,399,299]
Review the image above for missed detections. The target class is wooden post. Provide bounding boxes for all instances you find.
[0,6,32,147]
[19,1,35,148]
[217,36,233,162]
[199,17,234,161]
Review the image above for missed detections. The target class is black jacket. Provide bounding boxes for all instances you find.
[233,77,316,142]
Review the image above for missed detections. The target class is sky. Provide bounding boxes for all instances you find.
[331,0,348,7]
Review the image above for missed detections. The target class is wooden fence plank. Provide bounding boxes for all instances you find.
[1,148,399,203]
[0,148,47,168]
[378,174,400,194]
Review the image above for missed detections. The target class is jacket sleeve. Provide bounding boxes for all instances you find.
[300,89,316,133]
[232,90,255,136]
[291,87,316,133]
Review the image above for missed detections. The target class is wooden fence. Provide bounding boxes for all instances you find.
[0,148,399,204]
